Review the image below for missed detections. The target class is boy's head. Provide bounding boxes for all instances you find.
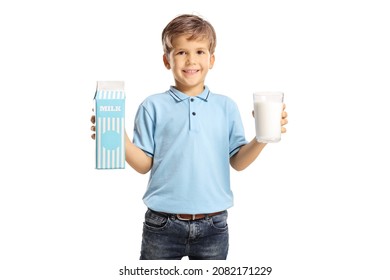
[162,14,217,56]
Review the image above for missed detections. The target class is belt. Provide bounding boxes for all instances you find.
[176,212,223,221]
[159,211,224,221]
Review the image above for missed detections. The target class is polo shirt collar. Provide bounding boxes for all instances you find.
[169,86,210,102]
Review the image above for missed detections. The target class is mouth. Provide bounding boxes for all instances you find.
[183,69,199,74]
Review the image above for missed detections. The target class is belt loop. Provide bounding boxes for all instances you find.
[192,214,196,220]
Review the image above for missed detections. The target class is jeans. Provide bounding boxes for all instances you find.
[140,209,229,260]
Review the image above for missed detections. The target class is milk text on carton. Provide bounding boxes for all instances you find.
[100,105,121,112]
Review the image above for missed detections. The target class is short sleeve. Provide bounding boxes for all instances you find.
[133,104,155,157]
[228,100,248,157]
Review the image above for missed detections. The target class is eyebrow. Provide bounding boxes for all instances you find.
[172,45,210,54]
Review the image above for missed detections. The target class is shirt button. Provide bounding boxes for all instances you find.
[192,112,196,116]
[190,98,194,102]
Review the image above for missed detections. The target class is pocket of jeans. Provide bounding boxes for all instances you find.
[144,209,170,231]
[209,211,228,230]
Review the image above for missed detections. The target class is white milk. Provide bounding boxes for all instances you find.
[254,101,283,143]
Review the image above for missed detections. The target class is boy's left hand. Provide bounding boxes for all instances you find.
[281,104,288,133]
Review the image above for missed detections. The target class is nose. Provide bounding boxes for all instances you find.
[186,53,196,64]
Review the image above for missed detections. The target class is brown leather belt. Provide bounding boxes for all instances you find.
[177,212,223,221]
[163,211,224,221]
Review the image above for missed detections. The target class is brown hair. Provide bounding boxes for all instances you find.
[162,14,217,55]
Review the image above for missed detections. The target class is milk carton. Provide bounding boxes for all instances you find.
[94,81,125,169]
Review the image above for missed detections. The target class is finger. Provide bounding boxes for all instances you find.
[281,118,288,125]
[281,127,287,133]
[91,125,95,132]
[282,111,288,119]
[91,115,95,124]
[91,134,96,140]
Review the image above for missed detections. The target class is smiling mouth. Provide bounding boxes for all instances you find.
[183,69,199,74]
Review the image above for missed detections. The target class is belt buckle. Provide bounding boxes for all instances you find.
[177,214,196,221]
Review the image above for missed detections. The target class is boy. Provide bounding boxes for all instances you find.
[91,14,288,260]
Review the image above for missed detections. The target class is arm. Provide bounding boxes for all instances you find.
[124,132,153,174]
[230,138,267,171]
[230,104,288,171]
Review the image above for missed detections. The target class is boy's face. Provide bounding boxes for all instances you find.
[163,35,215,96]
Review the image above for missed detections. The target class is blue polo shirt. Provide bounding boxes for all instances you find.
[133,86,247,214]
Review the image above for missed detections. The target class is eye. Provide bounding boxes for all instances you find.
[197,50,206,55]
[176,51,186,55]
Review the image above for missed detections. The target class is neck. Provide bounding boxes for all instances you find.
[174,84,205,96]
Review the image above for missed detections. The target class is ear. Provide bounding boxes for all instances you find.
[163,54,171,70]
[209,54,215,69]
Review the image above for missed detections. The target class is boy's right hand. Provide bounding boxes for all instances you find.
[90,114,96,139]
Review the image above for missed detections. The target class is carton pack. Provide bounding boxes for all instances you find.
[94,81,125,169]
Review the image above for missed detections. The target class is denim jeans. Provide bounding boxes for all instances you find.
[140,209,229,260]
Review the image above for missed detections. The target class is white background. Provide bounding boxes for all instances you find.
[1,0,389,279]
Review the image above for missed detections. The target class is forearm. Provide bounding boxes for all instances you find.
[125,132,153,174]
[230,138,267,171]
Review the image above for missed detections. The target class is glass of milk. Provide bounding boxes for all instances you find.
[253,92,284,143]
